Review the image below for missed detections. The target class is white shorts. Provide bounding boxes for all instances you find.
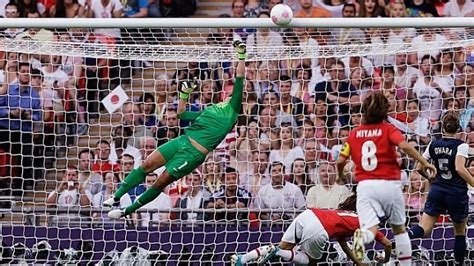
[281,210,329,260]
[356,179,406,229]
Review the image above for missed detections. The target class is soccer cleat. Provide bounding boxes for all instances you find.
[230,254,243,266]
[108,209,126,220]
[257,245,279,265]
[353,229,365,261]
[103,196,120,208]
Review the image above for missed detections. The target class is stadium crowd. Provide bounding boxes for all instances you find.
[0,0,473,228]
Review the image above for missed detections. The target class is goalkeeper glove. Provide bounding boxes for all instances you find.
[179,80,197,101]
[233,40,247,60]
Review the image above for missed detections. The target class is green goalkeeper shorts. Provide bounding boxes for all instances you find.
[158,135,206,180]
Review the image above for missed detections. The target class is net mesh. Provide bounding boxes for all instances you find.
[0,26,473,264]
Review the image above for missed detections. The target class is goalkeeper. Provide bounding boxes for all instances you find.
[106,41,247,219]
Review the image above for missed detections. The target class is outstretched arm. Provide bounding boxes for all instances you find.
[177,80,203,121]
[229,41,246,113]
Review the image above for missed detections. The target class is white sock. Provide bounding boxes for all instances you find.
[361,228,375,244]
[276,249,310,264]
[240,246,271,263]
[394,232,412,266]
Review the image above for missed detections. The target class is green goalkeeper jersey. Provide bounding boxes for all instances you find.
[177,77,244,151]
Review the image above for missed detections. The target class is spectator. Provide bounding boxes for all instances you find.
[314,60,359,125]
[303,138,320,183]
[341,55,374,78]
[405,0,439,17]
[297,119,315,148]
[246,12,284,58]
[50,0,85,17]
[239,151,271,199]
[368,28,395,66]
[443,0,474,17]
[291,64,314,104]
[140,173,172,227]
[84,0,123,39]
[254,162,305,221]
[127,103,154,149]
[16,0,40,17]
[379,65,405,110]
[109,125,141,168]
[78,149,103,197]
[202,153,223,199]
[334,3,365,45]
[230,122,259,174]
[394,52,419,93]
[92,140,119,174]
[46,166,90,227]
[456,64,473,97]
[413,55,444,122]
[329,126,350,160]
[92,172,132,224]
[139,92,158,128]
[357,0,384,17]
[195,80,220,109]
[206,167,251,221]
[138,136,158,167]
[411,28,447,62]
[404,171,428,210]
[269,123,305,174]
[289,158,313,195]
[117,153,145,202]
[255,61,279,97]
[406,99,431,144]
[349,67,372,100]
[434,49,456,95]
[244,0,266,17]
[238,80,259,125]
[0,62,41,191]
[267,0,282,11]
[231,0,251,42]
[306,161,351,209]
[295,0,332,18]
[175,171,205,222]
[2,3,24,38]
[16,11,54,42]
[279,75,305,123]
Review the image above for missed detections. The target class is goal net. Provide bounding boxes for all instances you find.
[0,21,473,264]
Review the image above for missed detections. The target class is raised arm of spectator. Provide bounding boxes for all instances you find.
[78,184,91,207]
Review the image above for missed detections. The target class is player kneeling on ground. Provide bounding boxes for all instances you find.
[104,41,247,219]
[231,193,392,265]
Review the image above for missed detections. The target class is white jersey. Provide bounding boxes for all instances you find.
[413,78,442,121]
[90,0,123,38]
[140,193,172,227]
[41,66,69,88]
[50,189,80,207]
[253,181,306,213]
[395,66,419,89]
[269,146,305,175]
[306,184,351,209]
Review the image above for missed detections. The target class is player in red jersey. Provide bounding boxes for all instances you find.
[230,193,392,265]
[336,92,436,266]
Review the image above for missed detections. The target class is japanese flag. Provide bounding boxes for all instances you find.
[102,85,129,114]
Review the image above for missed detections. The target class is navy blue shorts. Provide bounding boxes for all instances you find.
[423,187,469,224]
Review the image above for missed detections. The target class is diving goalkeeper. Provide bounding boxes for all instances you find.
[106,41,247,219]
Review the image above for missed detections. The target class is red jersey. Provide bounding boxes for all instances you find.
[312,208,384,240]
[340,122,404,182]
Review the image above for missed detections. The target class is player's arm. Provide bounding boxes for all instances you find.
[229,40,246,113]
[399,141,437,179]
[336,143,350,183]
[455,143,474,187]
[337,239,366,266]
[177,80,203,121]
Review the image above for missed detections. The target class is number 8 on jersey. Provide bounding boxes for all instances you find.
[340,122,405,182]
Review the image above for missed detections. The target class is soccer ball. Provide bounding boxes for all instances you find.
[270,4,293,26]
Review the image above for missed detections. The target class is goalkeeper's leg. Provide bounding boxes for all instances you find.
[104,136,184,207]
[103,150,168,207]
